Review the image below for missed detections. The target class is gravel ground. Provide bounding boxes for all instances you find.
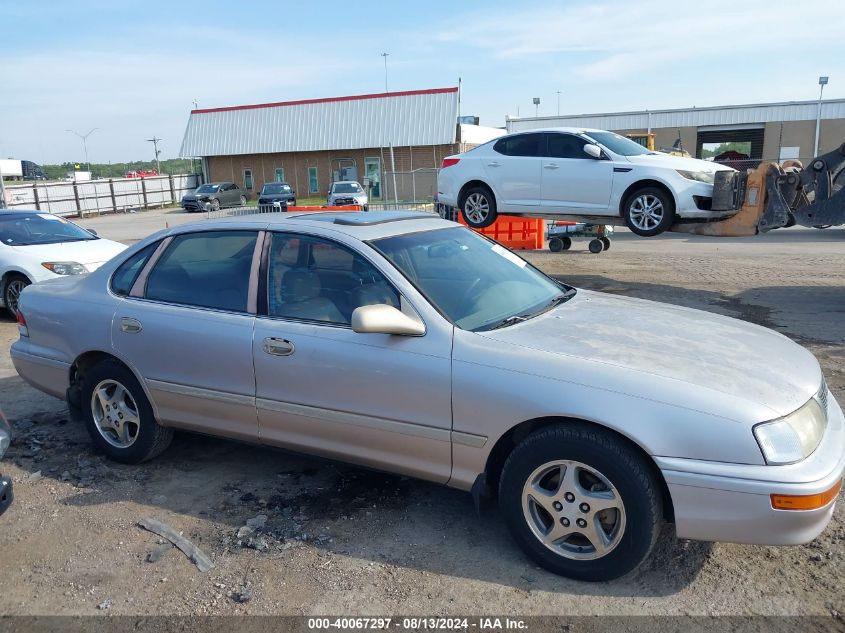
[0,211,843,618]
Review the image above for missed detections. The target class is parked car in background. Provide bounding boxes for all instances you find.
[328,181,368,209]
[258,182,296,209]
[0,211,126,317]
[11,212,843,581]
[0,409,11,515]
[437,128,736,237]
[181,182,247,212]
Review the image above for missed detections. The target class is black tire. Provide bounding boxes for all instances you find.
[80,359,173,464]
[460,185,497,229]
[499,423,662,581]
[548,237,563,252]
[561,236,572,250]
[4,273,29,318]
[589,239,604,254]
[622,186,675,237]
[239,195,247,206]
[600,237,611,251]
[210,198,221,211]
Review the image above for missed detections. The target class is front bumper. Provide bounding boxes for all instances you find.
[673,178,736,220]
[0,475,12,515]
[658,389,845,545]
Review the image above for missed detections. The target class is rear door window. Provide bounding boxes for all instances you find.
[145,231,257,312]
[493,133,543,157]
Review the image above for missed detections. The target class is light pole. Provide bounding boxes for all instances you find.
[147,137,163,174]
[533,97,540,117]
[556,91,561,116]
[814,76,829,157]
[380,52,389,92]
[66,128,98,172]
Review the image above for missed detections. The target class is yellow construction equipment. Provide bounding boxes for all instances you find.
[672,142,845,236]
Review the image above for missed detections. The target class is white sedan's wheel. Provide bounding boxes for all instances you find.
[622,187,675,237]
[4,275,29,317]
[460,186,497,228]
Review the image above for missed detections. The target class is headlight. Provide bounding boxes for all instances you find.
[676,170,715,184]
[41,261,88,275]
[753,386,828,465]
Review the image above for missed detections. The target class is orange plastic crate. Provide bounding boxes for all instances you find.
[458,214,545,250]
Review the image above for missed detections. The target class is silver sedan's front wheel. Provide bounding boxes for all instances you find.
[499,423,662,581]
[522,460,626,560]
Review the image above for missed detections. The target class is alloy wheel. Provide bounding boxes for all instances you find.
[464,192,490,224]
[5,279,27,316]
[521,460,626,560]
[90,379,141,449]
[628,194,664,232]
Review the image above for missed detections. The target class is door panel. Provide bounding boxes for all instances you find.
[541,133,615,212]
[253,319,452,482]
[483,133,543,208]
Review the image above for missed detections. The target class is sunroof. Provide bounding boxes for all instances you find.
[293,211,436,226]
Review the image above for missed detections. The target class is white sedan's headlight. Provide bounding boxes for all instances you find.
[41,261,88,275]
[753,387,828,465]
[676,170,716,184]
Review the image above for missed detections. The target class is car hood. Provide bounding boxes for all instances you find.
[477,290,820,419]
[624,153,735,172]
[10,239,126,269]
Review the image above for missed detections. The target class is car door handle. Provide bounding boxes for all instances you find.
[120,317,142,333]
[544,163,559,170]
[487,161,501,167]
[263,337,295,356]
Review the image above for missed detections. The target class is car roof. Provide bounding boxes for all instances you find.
[507,127,606,135]
[0,210,45,218]
[331,180,361,185]
[176,211,455,241]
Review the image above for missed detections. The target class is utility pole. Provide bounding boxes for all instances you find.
[147,136,162,173]
[380,52,389,92]
[814,76,829,157]
[556,91,561,116]
[66,128,98,172]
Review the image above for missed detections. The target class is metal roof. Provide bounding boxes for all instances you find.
[507,98,845,133]
[180,87,459,157]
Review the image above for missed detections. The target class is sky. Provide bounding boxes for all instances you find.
[1,0,843,164]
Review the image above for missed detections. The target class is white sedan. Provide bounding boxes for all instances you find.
[0,211,126,316]
[437,127,735,236]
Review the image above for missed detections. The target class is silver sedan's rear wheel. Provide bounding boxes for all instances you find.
[522,460,626,560]
[91,379,141,448]
[499,423,663,581]
[80,359,173,463]
[622,186,675,237]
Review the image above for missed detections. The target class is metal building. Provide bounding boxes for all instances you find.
[507,99,845,166]
[180,87,502,201]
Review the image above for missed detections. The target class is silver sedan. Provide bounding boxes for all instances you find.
[11,212,844,581]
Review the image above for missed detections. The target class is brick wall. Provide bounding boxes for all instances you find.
[206,143,459,199]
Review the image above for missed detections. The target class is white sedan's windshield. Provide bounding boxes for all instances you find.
[585,131,652,156]
[372,227,573,331]
[0,214,97,246]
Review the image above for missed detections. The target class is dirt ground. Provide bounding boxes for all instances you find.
[0,211,843,618]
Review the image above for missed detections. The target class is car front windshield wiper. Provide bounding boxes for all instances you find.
[485,289,577,331]
[487,314,530,330]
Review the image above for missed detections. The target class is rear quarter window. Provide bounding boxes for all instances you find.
[110,242,159,296]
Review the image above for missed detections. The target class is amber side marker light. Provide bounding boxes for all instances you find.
[771,479,842,510]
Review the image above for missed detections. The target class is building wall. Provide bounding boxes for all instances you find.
[206,143,461,199]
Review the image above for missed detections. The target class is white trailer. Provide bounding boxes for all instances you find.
[0,159,23,179]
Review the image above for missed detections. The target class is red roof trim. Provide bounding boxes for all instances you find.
[191,86,459,115]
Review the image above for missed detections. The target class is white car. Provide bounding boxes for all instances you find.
[327,181,368,208]
[437,128,736,236]
[0,211,126,316]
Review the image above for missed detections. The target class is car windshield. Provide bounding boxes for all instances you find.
[332,183,361,193]
[371,226,573,331]
[0,214,97,246]
[584,131,652,156]
[263,183,291,194]
[196,184,220,193]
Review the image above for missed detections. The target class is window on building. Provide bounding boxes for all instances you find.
[308,167,318,194]
[267,233,399,326]
[145,231,257,312]
[243,169,253,190]
[275,168,285,182]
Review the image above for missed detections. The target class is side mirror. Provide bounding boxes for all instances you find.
[583,143,603,159]
[351,304,425,336]
[87,229,98,236]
